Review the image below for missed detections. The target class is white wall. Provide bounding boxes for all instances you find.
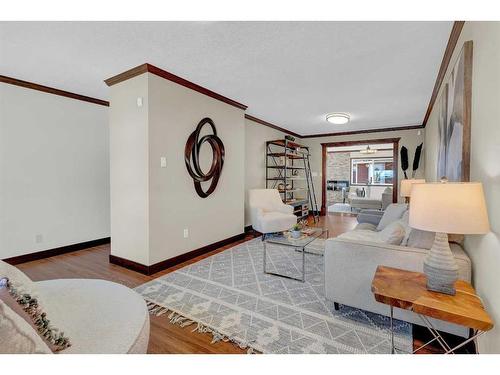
[109,75,150,265]
[303,128,426,207]
[244,118,294,226]
[0,83,109,259]
[109,72,246,266]
[424,21,500,353]
[148,73,245,265]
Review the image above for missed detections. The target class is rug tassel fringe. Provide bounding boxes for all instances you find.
[146,301,258,354]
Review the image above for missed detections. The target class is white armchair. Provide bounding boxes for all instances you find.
[249,189,297,234]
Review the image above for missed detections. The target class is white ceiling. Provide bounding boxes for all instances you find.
[0,21,452,135]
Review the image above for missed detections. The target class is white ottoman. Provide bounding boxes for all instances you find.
[36,279,150,354]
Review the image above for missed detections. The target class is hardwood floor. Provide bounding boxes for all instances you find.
[15,213,471,354]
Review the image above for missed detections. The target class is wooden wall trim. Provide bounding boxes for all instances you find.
[104,63,248,110]
[301,124,423,139]
[422,21,465,127]
[462,40,473,182]
[321,137,401,147]
[0,75,109,107]
[244,114,302,138]
[109,232,246,275]
[109,254,149,275]
[3,237,111,265]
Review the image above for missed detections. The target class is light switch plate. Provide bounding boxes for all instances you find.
[137,97,143,107]
[160,157,167,168]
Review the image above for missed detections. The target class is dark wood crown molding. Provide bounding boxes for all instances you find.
[320,137,401,147]
[422,21,465,127]
[244,114,302,138]
[301,124,423,139]
[104,63,248,111]
[0,75,109,107]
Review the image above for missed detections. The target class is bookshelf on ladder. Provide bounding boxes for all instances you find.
[266,138,319,223]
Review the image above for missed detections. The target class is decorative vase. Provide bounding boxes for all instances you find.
[423,232,459,295]
[291,230,301,239]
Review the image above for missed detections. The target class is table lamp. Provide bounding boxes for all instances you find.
[400,179,425,203]
[409,181,490,295]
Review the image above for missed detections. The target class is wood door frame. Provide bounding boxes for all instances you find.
[320,138,400,215]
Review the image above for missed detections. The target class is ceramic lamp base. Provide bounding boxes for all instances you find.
[423,232,459,296]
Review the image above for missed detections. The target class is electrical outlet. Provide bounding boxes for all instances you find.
[35,234,43,243]
[160,157,167,168]
[183,229,189,238]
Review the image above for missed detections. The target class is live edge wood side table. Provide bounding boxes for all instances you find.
[371,266,494,354]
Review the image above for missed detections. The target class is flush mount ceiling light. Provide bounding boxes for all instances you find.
[360,145,377,154]
[326,113,350,125]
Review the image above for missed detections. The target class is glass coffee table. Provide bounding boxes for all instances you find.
[263,228,328,282]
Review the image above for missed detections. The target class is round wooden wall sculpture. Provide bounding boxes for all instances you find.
[184,117,225,198]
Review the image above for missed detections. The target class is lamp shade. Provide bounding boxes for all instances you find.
[400,179,425,197]
[409,182,490,234]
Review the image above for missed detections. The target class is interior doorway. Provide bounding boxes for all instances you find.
[320,138,400,215]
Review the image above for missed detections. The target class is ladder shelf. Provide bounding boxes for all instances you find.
[265,138,319,223]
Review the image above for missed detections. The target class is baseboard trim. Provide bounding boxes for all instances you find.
[109,232,246,276]
[3,237,111,265]
[244,225,253,233]
[109,254,149,274]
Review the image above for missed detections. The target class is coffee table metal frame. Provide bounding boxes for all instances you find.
[262,228,328,282]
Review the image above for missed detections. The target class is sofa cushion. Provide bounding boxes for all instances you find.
[378,221,405,245]
[399,211,412,246]
[336,229,382,243]
[377,203,408,230]
[354,222,378,231]
[407,228,436,249]
[338,221,405,245]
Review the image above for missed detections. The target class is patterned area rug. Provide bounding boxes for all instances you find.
[135,237,412,353]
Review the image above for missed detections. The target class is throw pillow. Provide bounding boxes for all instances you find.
[0,277,71,352]
[0,298,52,354]
[378,221,405,245]
[407,228,436,249]
[0,264,72,352]
[377,203,408,231]
[399,210,412,246]
[0,278,53,353]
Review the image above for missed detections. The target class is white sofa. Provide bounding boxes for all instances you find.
[324,206,472,338]
[249,189,297,234]
[348,186,393,211]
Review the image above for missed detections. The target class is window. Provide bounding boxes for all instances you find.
[351,158,393,185]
